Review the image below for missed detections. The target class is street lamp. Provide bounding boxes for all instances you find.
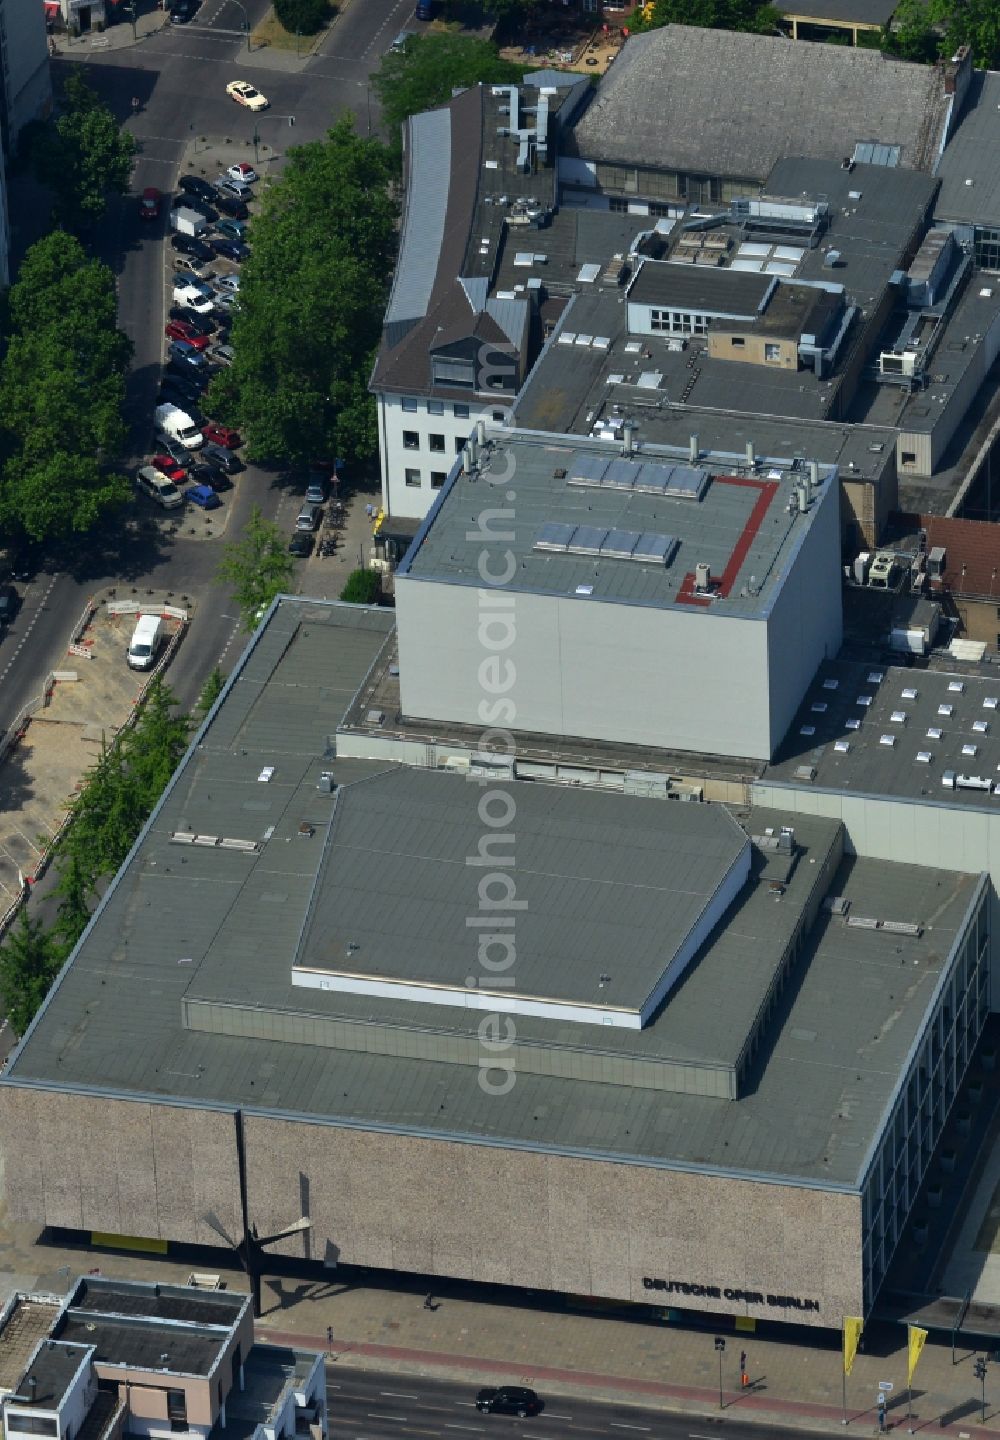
[714,1336,726,1411]
[251,115,295,168]
[975,1355,988,1424]
[226,0,250,49]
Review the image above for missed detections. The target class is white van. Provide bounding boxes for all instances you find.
[128,614,164,671]
[155,403,203,450]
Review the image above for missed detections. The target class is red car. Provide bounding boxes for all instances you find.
[151,454,188,483]
[139,187,161,221]
[165,320,210,350]
[202,423,241,449]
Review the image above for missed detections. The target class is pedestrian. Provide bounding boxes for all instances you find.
[131,96,140,115]
[423,1293,434,1310]
[740,1350,747,1388]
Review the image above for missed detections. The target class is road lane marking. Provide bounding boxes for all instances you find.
[610,1427,651,1433]
[366,1415,407,1422]
[380,1393,419,1400]
[444,1426,486,1433]
[540,1415,573,1421]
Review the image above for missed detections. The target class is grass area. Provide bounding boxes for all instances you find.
[251,0,336,51]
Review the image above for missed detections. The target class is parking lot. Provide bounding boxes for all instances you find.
[0,597,186,916]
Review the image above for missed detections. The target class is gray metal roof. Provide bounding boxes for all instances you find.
[935,71,1000,230]
[295,768,748,1016]
[14,1341,87,1408]
[767,656,1000,807]
[399,431,833,619]
[776,0,897,23]
[383,109,452,346]
[570,26,949,180]
[0,601,983,1189]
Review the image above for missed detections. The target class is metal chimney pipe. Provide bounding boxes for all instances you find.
[468,436,479,466]
[746,441,755,469]
[797,483,809,513]
[462,446,473,475]
[476,419,487,447]
[689,433,699,464]
[808,459,820,489]
[623,420,635,457]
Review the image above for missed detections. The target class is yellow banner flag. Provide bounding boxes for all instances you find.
[843,1316,864,1376]
[908,1325,928,1385]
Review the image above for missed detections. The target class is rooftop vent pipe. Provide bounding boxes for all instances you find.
[623,420,635,457]
[462,446,474,475]
[476,419,487,447]
[746,441,755,469]
[689,433,699,464]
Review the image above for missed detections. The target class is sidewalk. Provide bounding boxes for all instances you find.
[1,1187,997,1440]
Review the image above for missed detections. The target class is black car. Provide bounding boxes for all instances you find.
[203,442,242,473]
[0,584,20,627]
[171,234,216,262]
[288,532,314,558]
[190,461,231,492]
[175,195,219,224]
[159,381,202,414]
[168,305,216,337]
[170,0,198,18]
[211,237,250,262]
[166,360,209,393]
[214,193,249,221]
[179,174,218,204]
[6,543,41,582]
[475,1389,540,1419]
[159,436,193,467]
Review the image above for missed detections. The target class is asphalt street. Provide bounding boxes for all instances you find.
[326,1368,814,1440]
[0,0,409,732]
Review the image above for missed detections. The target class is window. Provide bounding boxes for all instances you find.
[426,400,444,415]
[401,397,417,412]
[402,430,419,450]
[432,358,474,388]
[453,403,470,419]
[901,451,916,465]
[431,472,447,489]
[167,1391,188,1432]
[6,1417,58,1437]
[428,433,445,452]
[492,409,505,422]
[455,438,466,454]
[730,336,746,349]
[609,197,629,214]
[404,468,421,487]
[649,309,708,336]
[764,343,782,362]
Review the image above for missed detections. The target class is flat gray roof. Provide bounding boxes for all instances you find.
[935,71,1000,230]
[767,656,1000,807]
[13,1341,87,1409]
[295,768,749,1020]
[628,262,772,316]
[399,432,834,619]
[2,602,983,1189]
[70,1278,245,1330]
[54,1314,226,1379]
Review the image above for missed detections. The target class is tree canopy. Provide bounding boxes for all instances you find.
[884,0,1000,66]
[372,33,527,137]
[207,118,397,467]
[28,71,136,231]
[339,567,382,604]
[217,505,296,630]
[274,0,329,31]
[0,232,132,542]
[0,910,63,1038]
[634,0,781,34]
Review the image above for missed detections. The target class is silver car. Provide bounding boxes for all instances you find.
[217,175,253,200]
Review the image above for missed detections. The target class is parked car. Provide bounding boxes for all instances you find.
[475,1390,540,1419]
[166,361,209,394]
[187,484,221,510]
[415,0,434,15]
[169,339,208,366]
[0,584,20,627]
[6,544,41,583]
[226,163,257,184]
[215,193,250,221]
[151,453,188,483]
[288,532,314,558]
[138,187,161,221]
[171,234,216,262]
[212,293,237,316]
[214,218,248,242]
[179,174,218,203]
[174,194,219,224]
[207,342,235,367]
[215,272,241,293]
[211,237,249,262]
[305,478,327,505]
[203,443,243,473]
[173,255,215,281]
[189,461,231,491]
[158,435,194,467]
[159,375,203,410]
[216,175,253,201]
[165,320,210,349]
[168,305,216,336]
[170,0,198,19]
[202,423,241,449]
[136,466,183,509]
[226,80,268,111]
[172,283,214,313]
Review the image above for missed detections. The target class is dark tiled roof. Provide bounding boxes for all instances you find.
[917,514,1000,600]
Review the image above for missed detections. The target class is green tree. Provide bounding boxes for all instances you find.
[944,0,1000,68]
[883,0,943,59]
[633,0,780,31]
[339,568,382,604]
[372,34,527,136]
[124,677,190,812]
[194,667,226,721]
[57,740,145,898]
[274,0,329,31]
[53,850,93,952]
[217,505,296,630]
[207,119,397,467]
[29,71,136,230]
[0,909,63,1037]
[0,233,131,542]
